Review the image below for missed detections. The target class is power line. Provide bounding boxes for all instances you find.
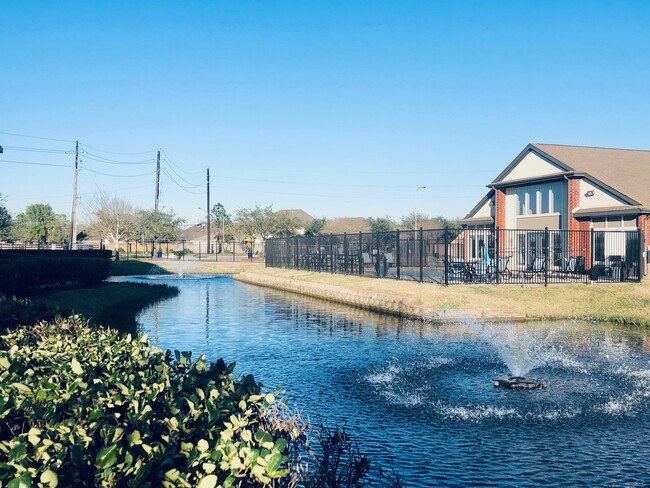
[161,159,203,187]
[161,167,203,195]
[83,167,156,178]
[1,159,71,168]
[160,148,205,176]
[0,130,76,143]
[2,145,73,154]
[80,151,156,165]
[78,142,158,156]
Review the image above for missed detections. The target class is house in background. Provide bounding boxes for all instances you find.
[274,209,314,235]
[462,143,649,277]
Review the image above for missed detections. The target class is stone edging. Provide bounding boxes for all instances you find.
[233,272,497,323]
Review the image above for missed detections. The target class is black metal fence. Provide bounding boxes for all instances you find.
[265,227,644,286]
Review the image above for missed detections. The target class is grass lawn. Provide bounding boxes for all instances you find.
[249,268,650,325]
[29,282,179,334]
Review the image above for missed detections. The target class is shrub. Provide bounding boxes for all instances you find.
[0,317,290,487]
[0,295,59,332]
[0,256,111,297]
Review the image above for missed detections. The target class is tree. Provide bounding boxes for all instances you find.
[86,192,136,259]
[234,204,301,241]
[304,217,327,236]
[365,216,396,233]
[10,204,67,243]
[0,194,12,241]
[134,209,185,253]
[210,203,235,241]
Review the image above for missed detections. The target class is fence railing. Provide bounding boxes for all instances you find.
[265,227,644,286]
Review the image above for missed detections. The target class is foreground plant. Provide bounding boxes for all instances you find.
[0,317,289,487]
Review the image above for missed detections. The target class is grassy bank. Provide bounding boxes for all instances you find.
[246,268,650,325]
[30,282,179,333]
[107,259,650,325]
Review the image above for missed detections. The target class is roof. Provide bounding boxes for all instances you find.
[274,209,314,225]
[180,223,210,241]
[322,217,371,234]
[494,143,650,207]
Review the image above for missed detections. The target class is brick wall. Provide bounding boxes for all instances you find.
[567,178,581,231]
[495,189,506,229]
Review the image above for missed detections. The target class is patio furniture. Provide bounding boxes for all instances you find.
[566,256,585,275]
[523,256,546,279]
[448,259,468,281]
[486,255,511,281]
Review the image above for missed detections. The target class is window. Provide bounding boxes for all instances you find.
[515,182,564,216]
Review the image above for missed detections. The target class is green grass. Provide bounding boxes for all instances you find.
[29,282,179,334]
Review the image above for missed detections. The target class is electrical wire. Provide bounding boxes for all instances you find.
[160,148,205,176]
[1,159,71,168]
[161,159,203,187]
[2,145,73,154]
[0,130,76,143]
[161,168,203,195]
[78,142,158,156]
[82,167,156,178]
[80,151,156,165]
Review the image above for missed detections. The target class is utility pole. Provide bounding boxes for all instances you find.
[206,168,211,255]
[69,140,79,249]
[155,150,160,212]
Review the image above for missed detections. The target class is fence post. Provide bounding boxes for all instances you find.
[419,227,424,283]
[544,227,549,287]
[396,229,401,280]
[495,227,500,285]
[343,233,348,274]
[639,229,645,283]
[444,227,449,286]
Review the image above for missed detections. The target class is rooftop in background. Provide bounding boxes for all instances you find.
[274,209,314,225]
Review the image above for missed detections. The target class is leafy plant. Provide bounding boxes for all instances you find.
[0,317,290,486]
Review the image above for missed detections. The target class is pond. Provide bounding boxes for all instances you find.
[111,274,650,487]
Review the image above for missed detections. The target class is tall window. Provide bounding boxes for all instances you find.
[516,182,564,216]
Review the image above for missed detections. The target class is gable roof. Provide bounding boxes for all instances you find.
[274,209,314,225]
[322,217,371,234]
[492,143,650,207]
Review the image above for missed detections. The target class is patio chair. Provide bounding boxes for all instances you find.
[566,256,585,275]
[486,255,511,281]
[362,252,372,267]
[447,259,468,281]
[384,253,395,267]
[523,256,546,279]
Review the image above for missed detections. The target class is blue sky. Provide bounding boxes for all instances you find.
[2,0,649,226]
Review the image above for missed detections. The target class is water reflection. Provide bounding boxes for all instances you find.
[113,275,650,487]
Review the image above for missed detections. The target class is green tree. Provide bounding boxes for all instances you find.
[134,209,185,244]
[365,216,396,233]
[0,194,12,240]
[233,204,302,246]
[210,202,235,241]
[304,217,327,236]
[10,204,65,243]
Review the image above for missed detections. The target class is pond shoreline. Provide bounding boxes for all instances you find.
[109,260,650,325]
[234,271,526,323]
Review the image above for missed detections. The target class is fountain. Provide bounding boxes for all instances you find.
[478,324,550,389]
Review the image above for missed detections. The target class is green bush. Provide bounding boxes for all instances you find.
[0,317,290,487]
[0,296,59,332]
[0,256,111,297]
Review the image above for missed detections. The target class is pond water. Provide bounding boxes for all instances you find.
[111,274,650,487]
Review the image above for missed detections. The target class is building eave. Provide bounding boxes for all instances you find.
[573,206,649,218]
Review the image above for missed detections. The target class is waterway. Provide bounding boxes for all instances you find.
[111,274,650,487]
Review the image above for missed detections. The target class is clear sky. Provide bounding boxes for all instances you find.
[2,0,649,227]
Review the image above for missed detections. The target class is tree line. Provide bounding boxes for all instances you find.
[0,193,459,250]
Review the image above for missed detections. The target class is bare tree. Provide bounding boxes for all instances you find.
[86,192,137,260]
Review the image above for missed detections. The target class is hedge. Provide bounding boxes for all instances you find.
[0,317,290,487]
[0,255,111,297]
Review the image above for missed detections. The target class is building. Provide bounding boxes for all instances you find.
[462,143,649,277]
